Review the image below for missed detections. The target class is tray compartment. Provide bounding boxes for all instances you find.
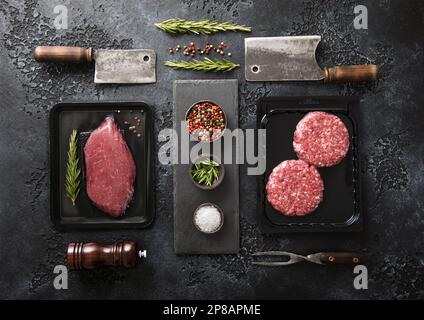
[50,102,154,230]
[257,96,362,232]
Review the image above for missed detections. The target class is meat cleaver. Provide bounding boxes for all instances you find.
[34,46,156,84]
[245,36,377,82]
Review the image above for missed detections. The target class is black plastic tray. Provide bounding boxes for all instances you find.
[50,102,154,230]
[257,96,362,233]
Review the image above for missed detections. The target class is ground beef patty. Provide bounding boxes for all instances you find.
[293,111,350,167]
[266,160,324,216]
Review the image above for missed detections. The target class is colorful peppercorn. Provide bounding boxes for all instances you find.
[186,101,225,142]
[169,41,229,59]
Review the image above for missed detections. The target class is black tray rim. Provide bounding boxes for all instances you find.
[49,101,155,230]
[256,96,363,233]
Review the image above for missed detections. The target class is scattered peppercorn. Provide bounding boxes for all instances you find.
[168,41,229,59]
[121,111,144,137]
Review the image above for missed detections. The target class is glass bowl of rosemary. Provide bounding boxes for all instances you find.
[190,154,225,190]
[185,100,227,142]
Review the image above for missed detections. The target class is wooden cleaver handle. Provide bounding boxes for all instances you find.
[34,46,93,64]
[323,64,378,82]
[319,252,364,265]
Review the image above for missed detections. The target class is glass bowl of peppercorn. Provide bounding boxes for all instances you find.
[185,100,227,142]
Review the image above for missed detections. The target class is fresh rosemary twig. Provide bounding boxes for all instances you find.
[165,58,239,72]
[191,159,221,187]
[155,18,251,35]
[65,129,81,206]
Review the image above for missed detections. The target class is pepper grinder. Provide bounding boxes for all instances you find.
[67,241,147,270]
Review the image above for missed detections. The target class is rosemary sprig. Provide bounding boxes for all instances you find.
[155,18,251,35]
[65,129,81,206]
[164,58,239,72]
[191,159,221,187]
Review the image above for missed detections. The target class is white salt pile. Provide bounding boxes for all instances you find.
[194,204,223,233]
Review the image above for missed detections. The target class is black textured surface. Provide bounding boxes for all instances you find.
[0,0,423,299]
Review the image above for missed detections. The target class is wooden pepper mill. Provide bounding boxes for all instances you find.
[67,241,147,270]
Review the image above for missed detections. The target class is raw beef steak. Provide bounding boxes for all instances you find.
[84,116,136,217]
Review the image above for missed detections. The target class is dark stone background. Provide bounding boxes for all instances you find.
[0,0,423,299]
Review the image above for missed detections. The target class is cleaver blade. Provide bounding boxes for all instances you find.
[94,49,156,84]
[245,36,323,81]
[245,36,378,82]
[33,46,156,84]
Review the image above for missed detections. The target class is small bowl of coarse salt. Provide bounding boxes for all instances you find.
[193,203,224,234]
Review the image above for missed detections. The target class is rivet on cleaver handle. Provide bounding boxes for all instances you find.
[317,252,364,265]
[34,46,93,64]
[245,36,378,82]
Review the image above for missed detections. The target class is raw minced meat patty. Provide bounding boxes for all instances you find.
[266,160,324,216]
[293,111,350,167]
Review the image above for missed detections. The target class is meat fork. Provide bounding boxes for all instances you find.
[252,251,363,266]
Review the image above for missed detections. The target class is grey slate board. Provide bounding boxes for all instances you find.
[173,80,239,255]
